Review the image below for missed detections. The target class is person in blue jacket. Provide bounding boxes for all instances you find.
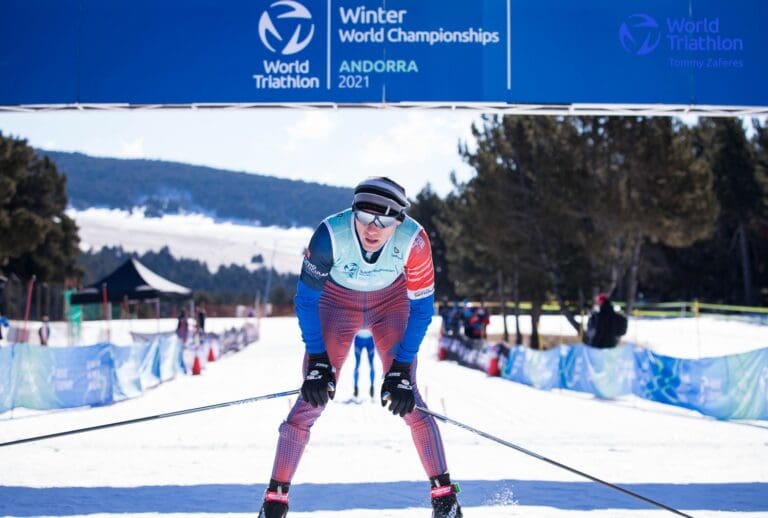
[353,331,376,398]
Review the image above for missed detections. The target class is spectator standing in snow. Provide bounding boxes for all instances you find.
[584,293,627,348]
[469,300,491,339]
[176,309,189,344]
[258,177,462,518]
[196,304,206,335]
[38,315,51,346]
[442,299,463,337]
[462,300,475,338]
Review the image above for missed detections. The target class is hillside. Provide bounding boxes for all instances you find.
[41,150,352,228]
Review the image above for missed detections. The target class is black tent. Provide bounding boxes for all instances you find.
[70,258,191,304]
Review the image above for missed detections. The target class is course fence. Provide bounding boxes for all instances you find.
[455,300,768,317]
[439,336,768,421]
[0,324,259,415]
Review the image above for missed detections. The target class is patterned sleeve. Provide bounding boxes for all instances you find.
[404,227,435,300]
[295,222,333,354]
[395,227,435,363]
[299,221,333,290]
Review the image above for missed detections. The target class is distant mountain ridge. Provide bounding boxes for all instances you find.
[41,150,353,228]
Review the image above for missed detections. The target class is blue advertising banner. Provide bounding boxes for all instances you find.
[0,348,13,413]
[1,0,765,108]
[0,335,187,413]
[12,344,115,411]
[509,0,767,106]
[503,344,561,390]
[112,344,148,401]
[138,340,162,390]
[633,347,768,420]
[112,336,184,400]
[156,335,183,382]
[560,344,636,399]
[440,336,768,420]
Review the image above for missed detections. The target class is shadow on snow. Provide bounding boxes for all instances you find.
[1,480,766,515]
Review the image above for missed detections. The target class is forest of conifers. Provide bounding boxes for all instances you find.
[409,116,767,324]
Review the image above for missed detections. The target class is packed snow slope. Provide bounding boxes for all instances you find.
[0,316,766,517]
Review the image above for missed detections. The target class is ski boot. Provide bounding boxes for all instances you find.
[369,385,374,398]
[430,473,462,518]
[258,480,289,518]
[354,386,359,398]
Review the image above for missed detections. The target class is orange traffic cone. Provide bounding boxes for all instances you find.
[192,354,202,375]
[487,356,500,377]
[207,345,216,362]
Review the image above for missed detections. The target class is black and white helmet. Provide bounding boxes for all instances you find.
[352,177,410,220]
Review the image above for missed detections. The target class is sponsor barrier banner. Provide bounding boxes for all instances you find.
[633,347,768,420]
[0,348,13,413]
[505,345,562,390]
[112,344,146,401]
[1,0,765,107]
[11,344,115,411]
[0,328,256,414]
[0,335,184,413]
[560,344,636,399]
[157,336,183,382]
[439,336,768,420]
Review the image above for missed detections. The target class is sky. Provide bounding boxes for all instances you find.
[0,109,482,198]
[0,316,766,517]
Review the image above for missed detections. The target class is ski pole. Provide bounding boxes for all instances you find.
[0,389,300,449]
[417,405,693,518]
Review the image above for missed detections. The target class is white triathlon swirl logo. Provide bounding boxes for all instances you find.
[258,0,315,55]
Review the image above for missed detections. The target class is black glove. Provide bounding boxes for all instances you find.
[301,352,336,408]
[381,361,415,417]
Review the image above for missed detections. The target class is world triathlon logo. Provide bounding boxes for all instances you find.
[618,14,661,56]
[258,0,315,55]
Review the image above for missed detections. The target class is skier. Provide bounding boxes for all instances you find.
[352,331,376,399]
[259,177,462,518]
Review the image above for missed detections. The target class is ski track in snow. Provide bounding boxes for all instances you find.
[0,317,766,517]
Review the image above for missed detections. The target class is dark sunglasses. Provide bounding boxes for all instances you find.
[354,209,399,228]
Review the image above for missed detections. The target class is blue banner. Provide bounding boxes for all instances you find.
[503,345,561,390]
[633,347,768,420]
[12,344,115,411]
[156,335,183,382]
[560,344,636,399]
[440,336,768,420]
[0,328,251,414]
[0,335,186,413]
[0,348,13,413]
[1,0,765,107]
[112,343,148,401]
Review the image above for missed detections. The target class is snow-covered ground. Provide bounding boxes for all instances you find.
[68,208,313,274]
[1,316,766,517]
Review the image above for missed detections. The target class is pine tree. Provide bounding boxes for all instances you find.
[597,117,718,312]
[750,119,768,303]
[696,118,761,304]
[449,115,586,345]
[1,134,81,282]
